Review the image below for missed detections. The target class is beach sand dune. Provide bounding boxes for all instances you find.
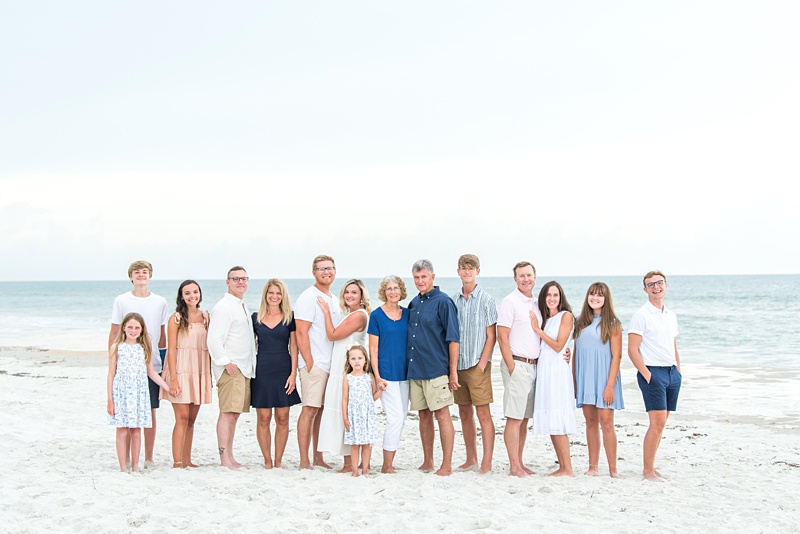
[1,347,798,532]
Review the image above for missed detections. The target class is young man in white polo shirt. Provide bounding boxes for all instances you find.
[627,270,682,482]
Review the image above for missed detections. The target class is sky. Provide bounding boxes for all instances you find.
[1,1,798,281]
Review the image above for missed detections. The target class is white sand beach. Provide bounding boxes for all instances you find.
[1,346,798,532]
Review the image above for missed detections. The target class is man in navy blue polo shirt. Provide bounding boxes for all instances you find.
[407,259,460,476]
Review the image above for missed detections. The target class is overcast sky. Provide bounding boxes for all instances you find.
[1,1,797,281]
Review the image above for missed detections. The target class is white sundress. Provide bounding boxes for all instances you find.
[108,343,152,428]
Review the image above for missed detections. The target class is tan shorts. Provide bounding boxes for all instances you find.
[299,365,329,408]
[500,358,536,420]
[217,370,251,414]
[410,375,454,412]
[454,361,494,406]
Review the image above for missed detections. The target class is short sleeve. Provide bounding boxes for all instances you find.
[628,312,646,337]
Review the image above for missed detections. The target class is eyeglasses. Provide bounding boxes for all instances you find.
[229,276,249,283]
[645,279,665,289]
[314,267,336,272]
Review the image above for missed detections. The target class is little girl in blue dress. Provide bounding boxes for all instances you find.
[341,345,382,477]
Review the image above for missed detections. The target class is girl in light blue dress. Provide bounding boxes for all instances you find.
[573,282,624,478]
[107,312,173,473]
[341,345,382,477]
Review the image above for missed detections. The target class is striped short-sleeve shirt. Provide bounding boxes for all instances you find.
[451,285,498,370]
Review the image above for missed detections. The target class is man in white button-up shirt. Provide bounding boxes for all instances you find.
[627,270,682,482]
[208,266,256,469]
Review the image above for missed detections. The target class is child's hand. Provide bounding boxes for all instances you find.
[170,385,182,397]
[107,399,115,416]
[343,418,351,431]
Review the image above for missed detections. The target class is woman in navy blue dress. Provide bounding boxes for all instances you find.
[251,278,301,469]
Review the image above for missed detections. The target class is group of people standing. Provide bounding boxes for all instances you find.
[106,256,681,482]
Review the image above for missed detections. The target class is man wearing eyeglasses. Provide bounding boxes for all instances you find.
[627,270,682,482]
[208,266,256,469]
[295,254,342,469]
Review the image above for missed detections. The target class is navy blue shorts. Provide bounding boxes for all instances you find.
[148,375,161,410]
[637,365,681,412]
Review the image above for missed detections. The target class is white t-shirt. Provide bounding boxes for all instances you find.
[294,285,341,373]
[628,301,679,367]
[110,291,169,373]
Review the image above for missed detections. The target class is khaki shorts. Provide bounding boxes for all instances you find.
[500,358,536,420]
[299,365,329,408]
[454,361,494,407]
[217,370,251,414]
[410,375,454,412]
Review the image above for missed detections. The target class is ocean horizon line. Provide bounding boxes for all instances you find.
[2,272,798,284]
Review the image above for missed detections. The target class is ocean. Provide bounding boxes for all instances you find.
[1,275,797,370]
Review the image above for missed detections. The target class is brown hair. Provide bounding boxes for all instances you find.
[643,270,667,287]
[574,282,621,343]
[112,312,153,364]
[513,261,536,277]
[458,254,480,269]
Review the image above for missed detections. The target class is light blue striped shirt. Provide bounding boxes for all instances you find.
[451,285,498,370]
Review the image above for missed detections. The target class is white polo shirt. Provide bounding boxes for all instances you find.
[294,285,341,373]
[629,301,679,367]
[497,289,542,360]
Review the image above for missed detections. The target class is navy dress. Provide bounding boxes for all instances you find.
[251,312,302,408]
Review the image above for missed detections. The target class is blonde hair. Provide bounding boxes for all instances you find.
[339,279,372,315]
[343,345,372,375]
[127,260,153,280]
[257,279,293,325]
[112,312,153,364]
[312,255,335,270]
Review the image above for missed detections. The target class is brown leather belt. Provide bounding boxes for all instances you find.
[512,355,537,365]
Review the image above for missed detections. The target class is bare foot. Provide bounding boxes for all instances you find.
[299,462,313,470]
[362,472,372,478]
[418,462,434,473]
[314,459,333,469]
[274,460,282,469]
[172,462,185,469]
[221,462,240,470]
[509,467,529,477]
[338,464,352,474]
[264,460,274,470]
[478,464,492,475]
[144,460,156,469]
[381,465,396,474]
[457,460,477,470]
[610,471,621,479]
[584,466,600,476]
[434,466,452,476]
[522,465,535,476]
[351,471,359,477]
[643,471,664,482]
[548,468,574,477]
[186,462,199,468]
[655,470,667,479]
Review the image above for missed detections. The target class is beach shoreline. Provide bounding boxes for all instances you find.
[1,345,798,531]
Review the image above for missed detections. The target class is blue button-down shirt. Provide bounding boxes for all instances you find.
[407,286,460,380]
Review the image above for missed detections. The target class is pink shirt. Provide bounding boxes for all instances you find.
[497,289,542,359]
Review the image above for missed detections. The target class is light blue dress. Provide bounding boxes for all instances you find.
[575,316,625,410]
[344,374,378,445]
[108,343,152,428]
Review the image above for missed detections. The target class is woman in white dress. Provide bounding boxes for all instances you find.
[316,279,371,472]
[530,280,576,477]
